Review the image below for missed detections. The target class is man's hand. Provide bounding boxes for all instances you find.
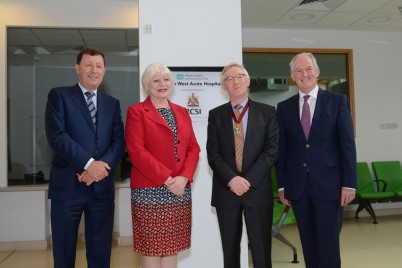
[341,187,355,207]
[87,160,110,181]
[77,171,97,186]
[228,176,251,196]
[279,190,292,206]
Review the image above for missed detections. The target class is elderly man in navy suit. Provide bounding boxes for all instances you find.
[276,52,356,268]
[45,48,125,268]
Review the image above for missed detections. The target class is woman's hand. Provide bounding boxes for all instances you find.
[166,176,189,197]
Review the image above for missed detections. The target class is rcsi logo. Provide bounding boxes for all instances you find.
[187,93,201,115]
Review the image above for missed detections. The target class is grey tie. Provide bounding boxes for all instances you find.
[85,92,97,128]
[301,95,311,139]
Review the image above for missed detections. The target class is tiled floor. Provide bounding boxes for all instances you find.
[1,215,402,267]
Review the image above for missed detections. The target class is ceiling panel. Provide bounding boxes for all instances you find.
[317,12,366,26]
[6,0,402,56]
[277,10,329,26]
[376,0,402,13]
[7,27,139,55]
[352,13,402,26]
[241,0,402,32]
[335,0,393,13]
[390,18,402,26]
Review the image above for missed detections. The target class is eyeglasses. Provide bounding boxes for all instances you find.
[223,74,247,83]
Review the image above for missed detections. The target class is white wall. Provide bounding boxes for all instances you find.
[243,28,402,163]
[0,190,47,242]
[138,1,245,267]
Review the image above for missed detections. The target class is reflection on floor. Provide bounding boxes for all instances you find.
[1,215,402,268]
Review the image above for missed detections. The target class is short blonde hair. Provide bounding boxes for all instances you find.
[141,63,174,93]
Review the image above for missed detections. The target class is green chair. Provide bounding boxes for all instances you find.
[271,167,299,264]
[355,162,395,224]
[372,161,402,198]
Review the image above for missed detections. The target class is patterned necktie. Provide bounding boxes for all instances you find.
[301,95,311,139]
[234,104,244,173]
[85,92,97,128]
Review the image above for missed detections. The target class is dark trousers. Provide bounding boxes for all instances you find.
[51,188,115,268]
[216,203,273,268]
[292,184,343,268]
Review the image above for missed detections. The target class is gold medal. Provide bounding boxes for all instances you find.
[232,101,249,136]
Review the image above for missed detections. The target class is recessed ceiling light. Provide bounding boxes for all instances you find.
[33,46,50,54]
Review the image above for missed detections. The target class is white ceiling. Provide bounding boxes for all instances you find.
[7,28,138,55]
[7,0,402,55]
[242,0,402,31]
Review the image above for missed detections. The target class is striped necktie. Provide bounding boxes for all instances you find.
[85,92,97,128]
[234,104,244,173]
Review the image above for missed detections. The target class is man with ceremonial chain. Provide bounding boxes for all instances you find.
[207,62,279,268]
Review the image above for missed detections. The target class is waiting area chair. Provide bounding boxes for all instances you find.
[355,162,395,224]
[271,167,299,264]
[372,161,402,199]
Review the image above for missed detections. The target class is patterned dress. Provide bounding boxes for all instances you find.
[131,108,192,256]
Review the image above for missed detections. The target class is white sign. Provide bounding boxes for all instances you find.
[170,67,227,122]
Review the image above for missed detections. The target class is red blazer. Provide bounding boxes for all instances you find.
[126,97,200,188]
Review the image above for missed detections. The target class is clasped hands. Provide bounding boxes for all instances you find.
[228,176,251,196]
[164,176,189,197]
[76,160,111,186]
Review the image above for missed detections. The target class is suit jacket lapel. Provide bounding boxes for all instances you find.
[309,88,326,139]
[222,102,236,149]
[70,85,96,133]
[243,100,254,163]
[96,92,105,132]
[169,100,183,132]
[289,95,306,140]
[143,97,171,130]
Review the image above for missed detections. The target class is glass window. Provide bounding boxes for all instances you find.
[7,27,139,185]
[243,48,355,133]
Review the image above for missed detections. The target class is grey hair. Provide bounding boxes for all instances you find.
[221,62,249,82]
[289,52,319,72]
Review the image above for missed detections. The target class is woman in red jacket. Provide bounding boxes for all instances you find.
[125,63,200,268]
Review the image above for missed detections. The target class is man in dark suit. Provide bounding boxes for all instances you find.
[207,63,279,268]
[45,48,125,268]
[276,52,356,268]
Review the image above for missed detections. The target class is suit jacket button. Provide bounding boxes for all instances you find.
[303,163,307,167]
[177,140,180,144]
[306,144,310,148]
[177,159,181,162]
